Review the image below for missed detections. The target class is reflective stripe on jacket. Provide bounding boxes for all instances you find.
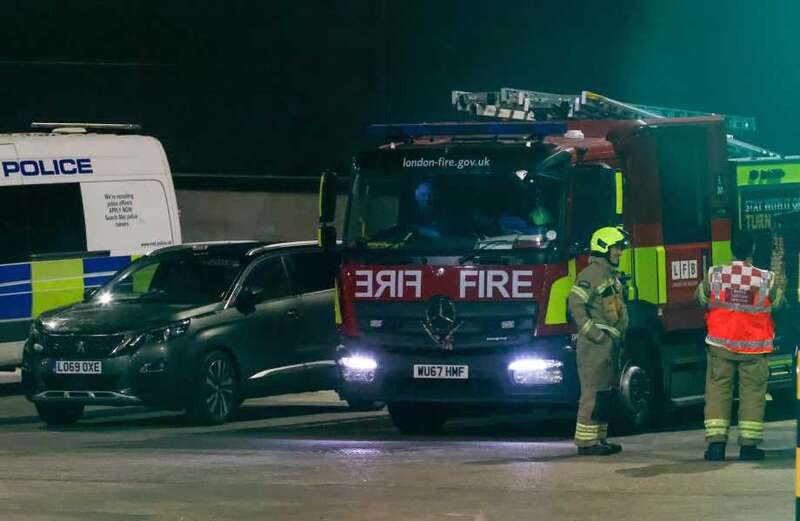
[567,256,628,342]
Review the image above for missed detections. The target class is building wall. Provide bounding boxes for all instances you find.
[176,189,347,243]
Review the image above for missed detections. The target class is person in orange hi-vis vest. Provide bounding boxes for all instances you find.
[696,231,784,461]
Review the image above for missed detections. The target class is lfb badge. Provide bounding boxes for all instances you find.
[422,296,462,350]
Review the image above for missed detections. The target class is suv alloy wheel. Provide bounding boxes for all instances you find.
[188,351,239,425]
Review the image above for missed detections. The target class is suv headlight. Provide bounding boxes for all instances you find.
[25,321,45,354]
[112,319,191,355]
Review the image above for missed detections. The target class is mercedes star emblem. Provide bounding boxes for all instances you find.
[422,296,462,350]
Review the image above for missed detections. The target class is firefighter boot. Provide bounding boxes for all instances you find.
[704,442,726,461]
[740,445,765,461]
[578,442,621,456]
[601,440,622,453]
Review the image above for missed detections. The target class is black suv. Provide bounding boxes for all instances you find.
[22,241,341,425]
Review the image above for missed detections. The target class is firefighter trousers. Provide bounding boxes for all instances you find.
[704,344,768,446]
[575,333,619,447]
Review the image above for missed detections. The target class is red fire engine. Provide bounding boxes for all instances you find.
[317,96,793,434]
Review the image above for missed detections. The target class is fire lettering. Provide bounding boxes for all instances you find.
[459,270,534,299]
[354,270,422,299]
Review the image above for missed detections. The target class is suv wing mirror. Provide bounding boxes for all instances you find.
[236,287,264,310]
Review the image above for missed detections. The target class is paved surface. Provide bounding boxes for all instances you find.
[0,379,794,521]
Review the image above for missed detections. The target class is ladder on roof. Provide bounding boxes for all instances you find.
[451,88,779,159]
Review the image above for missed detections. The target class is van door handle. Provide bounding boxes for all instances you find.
[285,309,300,319]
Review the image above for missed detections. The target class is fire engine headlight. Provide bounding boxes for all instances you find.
[508,358,563,385]
[339,355,378,383]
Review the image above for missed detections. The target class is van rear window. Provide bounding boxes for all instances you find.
[0,184,87,264]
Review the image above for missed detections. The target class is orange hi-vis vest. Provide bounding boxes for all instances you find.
[705,262,775,354]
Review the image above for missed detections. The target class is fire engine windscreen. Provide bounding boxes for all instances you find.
[346,149,565,253]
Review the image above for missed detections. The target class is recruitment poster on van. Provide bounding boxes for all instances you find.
[80,181,174,254]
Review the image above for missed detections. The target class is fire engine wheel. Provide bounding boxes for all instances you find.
[614,362,655,434]
[387,402,446,435]
[347,399,386,412]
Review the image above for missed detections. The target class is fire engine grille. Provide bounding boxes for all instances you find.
[355,300,538,349]
[44,334,127,358]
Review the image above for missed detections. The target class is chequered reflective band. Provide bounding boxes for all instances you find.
[575,422,602,442]
[704,418,731,438]
[738,420,764,440]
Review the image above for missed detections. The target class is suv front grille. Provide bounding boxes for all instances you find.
[44,334,126,358]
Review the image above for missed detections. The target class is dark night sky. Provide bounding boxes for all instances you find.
[1,0,798,175]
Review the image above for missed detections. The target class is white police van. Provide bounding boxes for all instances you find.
[0,123,182,368]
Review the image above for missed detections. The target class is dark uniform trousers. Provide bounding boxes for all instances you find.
[704,344,768,446]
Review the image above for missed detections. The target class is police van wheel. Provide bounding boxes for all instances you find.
[187,351,240,425]
[613,362,655,434]
[388,402,446,434]
[36,403,84,426]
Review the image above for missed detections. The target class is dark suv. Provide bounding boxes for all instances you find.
[22,241,341,425]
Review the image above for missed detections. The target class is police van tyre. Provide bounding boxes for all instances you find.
[35,402,84,426]
[388,402,446,434]
[187,350,240,425]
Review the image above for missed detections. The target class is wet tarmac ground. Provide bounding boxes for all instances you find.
[0,379,794,521]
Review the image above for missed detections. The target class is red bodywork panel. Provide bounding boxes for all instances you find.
[339,263,572,337]
[342,264,544,302]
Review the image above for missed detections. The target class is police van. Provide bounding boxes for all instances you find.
[0,123,182,368]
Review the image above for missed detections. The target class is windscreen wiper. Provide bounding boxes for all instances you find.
[458,234,521,265]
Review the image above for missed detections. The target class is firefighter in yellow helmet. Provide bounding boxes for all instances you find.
[567,226,630,455]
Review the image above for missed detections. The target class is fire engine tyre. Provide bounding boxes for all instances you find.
[347,399,386,412]
[388,402,446,435]
[187,350,240,425]
[768,388,795,409]
[613,361,656,434]
[36,403,85,426]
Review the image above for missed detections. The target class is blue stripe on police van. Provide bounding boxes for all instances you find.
[0,293,32,320]
[84,275,113,288]
[83,256,131,276]
[0,263,31,285]
[0,282,32,296]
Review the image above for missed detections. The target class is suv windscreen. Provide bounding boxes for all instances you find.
[98,249,244,306]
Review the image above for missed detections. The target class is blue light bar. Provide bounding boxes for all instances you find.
[367,122,567,141]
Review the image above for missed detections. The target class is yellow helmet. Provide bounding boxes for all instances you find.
[590,226,629,254]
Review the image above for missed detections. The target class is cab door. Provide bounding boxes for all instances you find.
[614,119,729,400]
